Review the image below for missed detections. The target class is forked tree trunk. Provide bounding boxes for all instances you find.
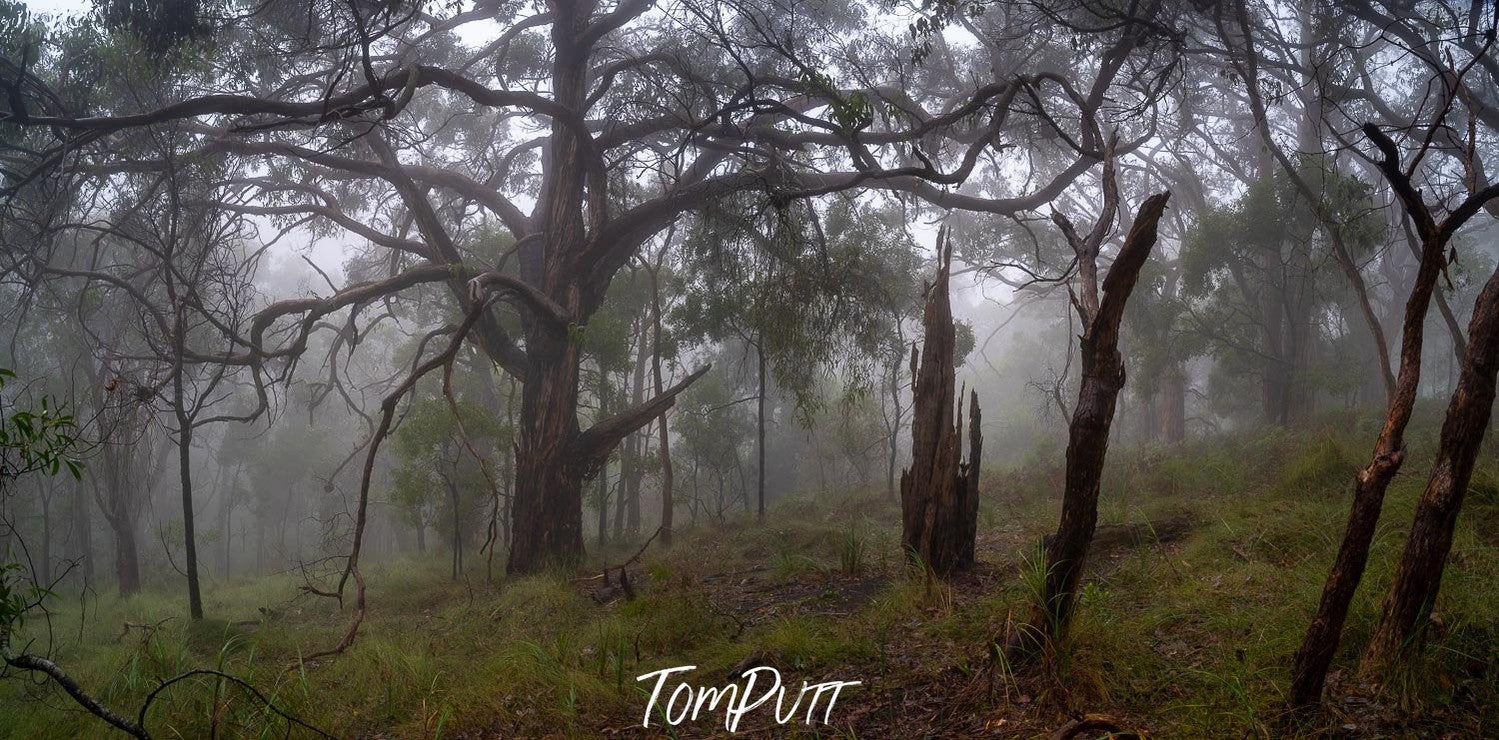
[1287,123,1499,710]
[1361,265,1499,673]
[899,236,982,577]
[1015,191,1169,655]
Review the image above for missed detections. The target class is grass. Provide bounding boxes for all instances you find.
[5,414,1499,737]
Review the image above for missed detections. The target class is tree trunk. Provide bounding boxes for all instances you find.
[649,261,675,547]
[757,340,767,522]
[113,514,140,597]
[72,480,92,585]
[169,292,204,620]
[506,324,586,573]
[899,236,982,577]
[597,369,610,548]
[1362,265,1499,673]
[1286,122,1498,710]
[175,412,203,620]
[1016,192,1169,655]
[222,495,231,579]
[1159,366,1186,444]
[627,321,648,536]
[886,361,902,499]
[449,476,463,580]
[39,486,52,587]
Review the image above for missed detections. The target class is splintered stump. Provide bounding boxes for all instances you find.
[900,235,982,577]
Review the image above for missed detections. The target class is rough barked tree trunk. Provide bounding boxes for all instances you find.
[1361,264,1499,673]
[1016,190,1170,655]
[1287,123,1499,710]
[507,328,586,573]
[899,235,982,577]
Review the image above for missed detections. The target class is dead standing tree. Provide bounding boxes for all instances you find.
[900,232,981,577]
[1012,178,1172,656]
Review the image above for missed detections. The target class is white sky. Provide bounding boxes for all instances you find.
[22,0,87,18]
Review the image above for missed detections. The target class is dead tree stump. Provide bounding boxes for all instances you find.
[900,233,982,577]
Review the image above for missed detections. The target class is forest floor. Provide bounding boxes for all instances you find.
[5,412,1499,738]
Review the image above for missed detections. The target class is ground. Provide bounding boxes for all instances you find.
[4,412,1499,738]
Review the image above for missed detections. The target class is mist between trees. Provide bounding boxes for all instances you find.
[1,0,1498,737]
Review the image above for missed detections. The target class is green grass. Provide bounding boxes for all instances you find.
[5,417,1499,737]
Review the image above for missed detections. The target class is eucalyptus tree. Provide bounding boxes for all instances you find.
[1176,169,1380,423]
[390,396,506,579]
[0,0,1183,585]
[674,195,916,519]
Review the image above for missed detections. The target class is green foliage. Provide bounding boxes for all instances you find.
[0,561,50,633]
[388,396,509,533]
[840,523,866,575]
[100,0,219,57]
[674,196,922,408]
[0,368,83,482]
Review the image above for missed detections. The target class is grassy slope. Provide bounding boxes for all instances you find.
[4,415,1498,738]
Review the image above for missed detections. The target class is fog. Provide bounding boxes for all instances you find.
[1,0,1497,736]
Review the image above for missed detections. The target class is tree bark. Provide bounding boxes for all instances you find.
[1361,264,1499,673]
[650,259,674,548]
[1287,123,1499,710]
[172,329,204,620]
[1016,192,1169,654]
[447,475,463,580]
[506,329,587,573]
[71,479,92,585]
[886,359,903,499]
[597,369,610,548]
[899,234,982,577]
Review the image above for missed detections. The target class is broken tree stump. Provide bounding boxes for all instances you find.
[900,231,982,577]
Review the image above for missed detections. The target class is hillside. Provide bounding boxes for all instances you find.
[5,420,1497,738]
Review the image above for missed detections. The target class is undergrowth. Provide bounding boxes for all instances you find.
[4,416,1497,737]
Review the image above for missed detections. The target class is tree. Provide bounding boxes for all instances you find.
[675,195,919,519]
[1287,121,1499,709]
[390,396,506,580]
[1362,260,1499,673]
[0,5,1194,675]
[1013,183,1171,656]
[899,234,981,577]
